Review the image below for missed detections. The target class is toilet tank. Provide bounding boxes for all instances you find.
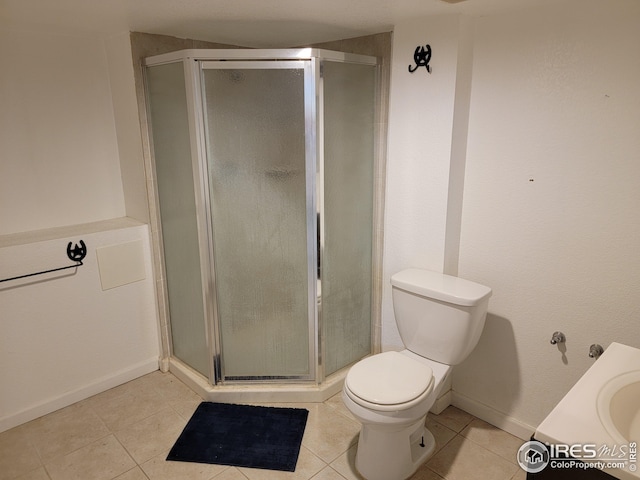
[391,269,492,365]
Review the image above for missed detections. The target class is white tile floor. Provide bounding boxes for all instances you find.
[0,371,528,480]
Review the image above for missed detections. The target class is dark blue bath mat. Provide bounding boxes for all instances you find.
[166,402,309,472]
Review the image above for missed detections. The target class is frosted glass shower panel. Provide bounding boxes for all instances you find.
[322,61,375,376]
[202,64,312,379]
[146,62,209,377]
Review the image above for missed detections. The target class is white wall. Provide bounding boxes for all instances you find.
[105,32,150,224]
[0,28,161,432]
[383,15,472,349]
[455,0,640,431]
[0,28,126,235]
[0,221,160,432]
[384,0,640,436]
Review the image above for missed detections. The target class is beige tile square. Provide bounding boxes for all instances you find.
[329,445,363,480]
[410,465,445,480]
[213,467,250,480]
[93,389,169,432]
[84,375,156,408]
[323,393,356,423]
[311,466,349,479]
[25,403,111,462]
[169,397,203,422]
[211,467,250,480]
[511,468,528,480]
[0,426,42,480]
[141,449,229,480]
[301,403,360,463]
[238,445,326,479]
[84,371,185,414]
[13,467,50,480]
[425,416,457,454]
[114,467,150,480]
[427,435,519,480]
[428,406,474,433]
[461,419,523,463]
[143,371,202,403]
[114,408,187,464]
[45,434,136,480]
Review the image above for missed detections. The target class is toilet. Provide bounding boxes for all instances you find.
[342,268,492,480]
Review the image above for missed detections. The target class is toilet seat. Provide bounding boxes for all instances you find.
[345,351,434,411]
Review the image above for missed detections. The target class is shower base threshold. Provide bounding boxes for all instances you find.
[169,358,348,403]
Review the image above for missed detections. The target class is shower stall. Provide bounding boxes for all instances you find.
[144,49,379,399]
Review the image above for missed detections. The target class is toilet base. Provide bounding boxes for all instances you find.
[354,416,436,480]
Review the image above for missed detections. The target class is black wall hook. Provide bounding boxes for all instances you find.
[409,44,432,74]
[0,239,87,283]
[67,240,87,262]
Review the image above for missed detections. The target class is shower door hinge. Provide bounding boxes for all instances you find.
[319,63,324,78]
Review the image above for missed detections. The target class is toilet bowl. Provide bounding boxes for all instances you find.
[342,350,451,480]
[343,269,491,480]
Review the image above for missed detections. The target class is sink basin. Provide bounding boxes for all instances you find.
[597,370,640,444]
[537,343,640,479]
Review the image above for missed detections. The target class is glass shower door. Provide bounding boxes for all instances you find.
[201,61,315,381]
[322,61,376,376]
[146,62,210,377]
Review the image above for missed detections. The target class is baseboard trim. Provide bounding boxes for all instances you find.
[0,358,159,433]
[451,391,535,441]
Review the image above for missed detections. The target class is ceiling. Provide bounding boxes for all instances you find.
[1,0,560,47]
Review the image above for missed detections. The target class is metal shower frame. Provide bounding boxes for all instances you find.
[144,48,378,386]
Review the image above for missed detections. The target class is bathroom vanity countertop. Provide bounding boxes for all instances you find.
[535,342,640,480]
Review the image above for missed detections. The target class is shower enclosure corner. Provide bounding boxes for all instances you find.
[144,48,378,394]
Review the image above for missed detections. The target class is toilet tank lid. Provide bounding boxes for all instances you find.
[391,269,492,307]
